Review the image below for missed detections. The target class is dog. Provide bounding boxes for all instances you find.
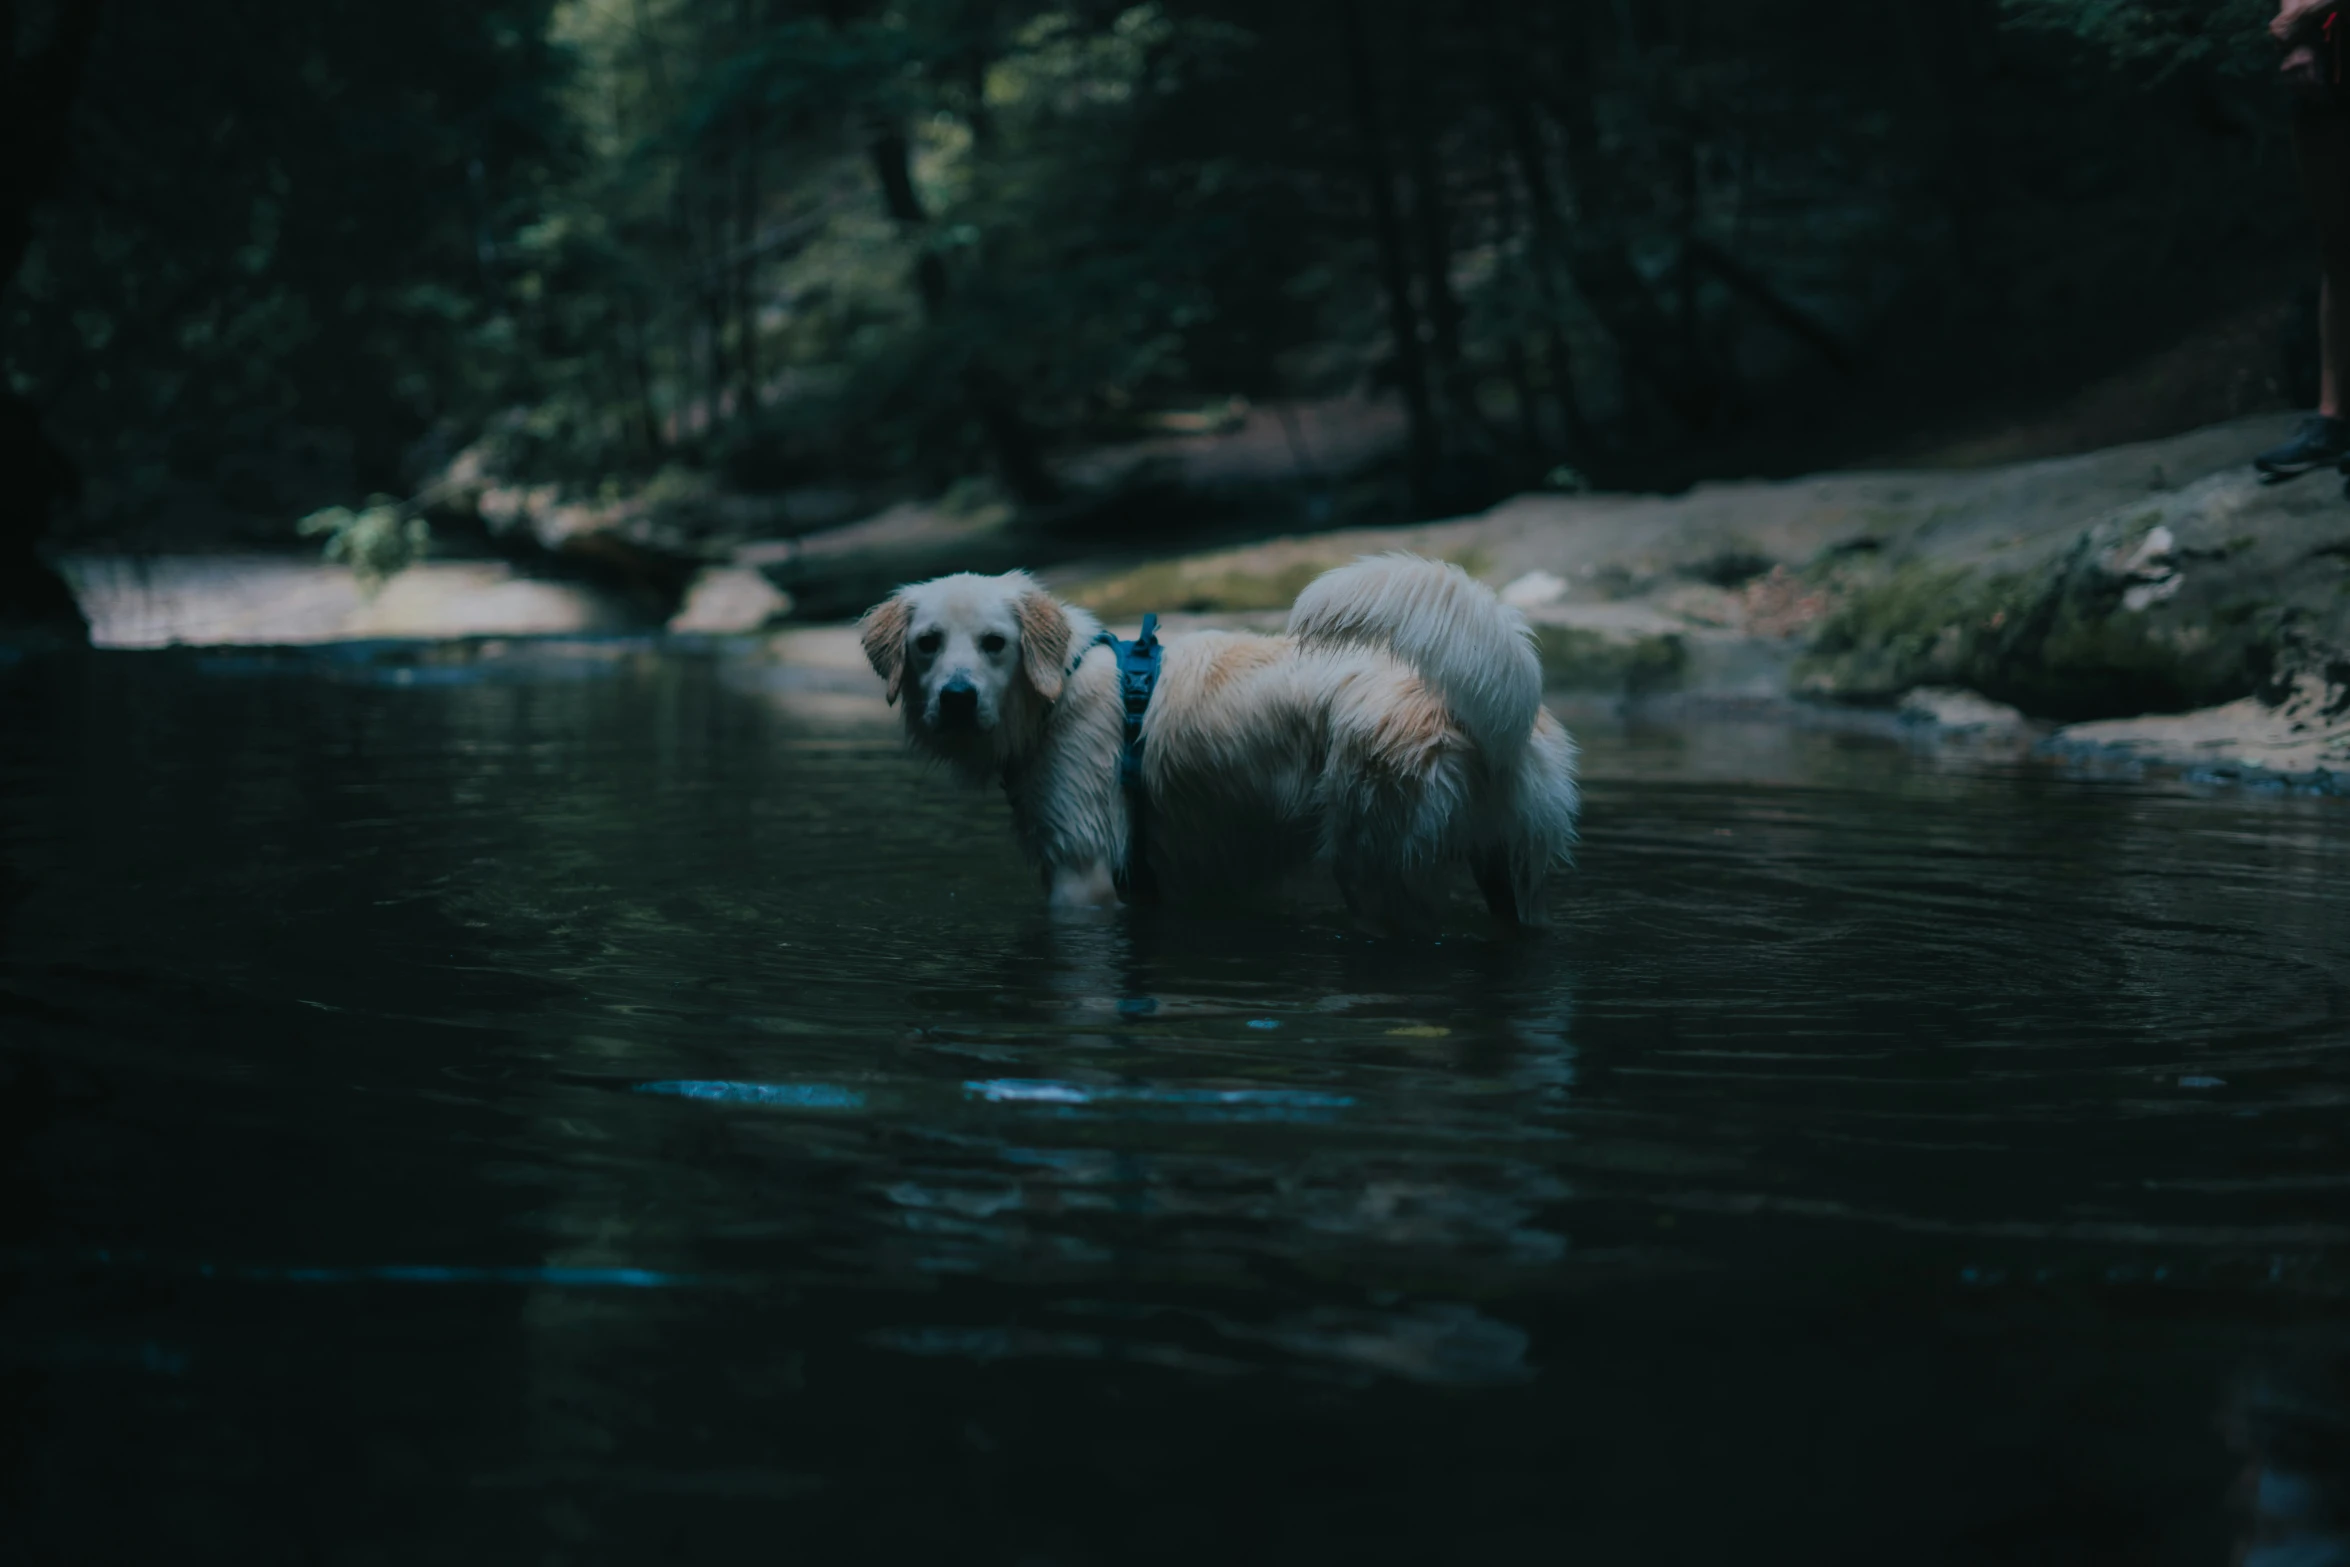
[857,553,1579,929]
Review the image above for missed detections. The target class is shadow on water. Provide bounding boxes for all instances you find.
[0,639,2346,1561]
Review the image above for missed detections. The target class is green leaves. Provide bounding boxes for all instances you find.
[297,498,432,589]
[1998,0,2275,79]
[12,0,2316,545]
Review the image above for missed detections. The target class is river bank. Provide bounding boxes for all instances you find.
[38,410,2350,792]
[1035,412,2350,792]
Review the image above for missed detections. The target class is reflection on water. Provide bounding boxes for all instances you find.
[638,1079,868,1109]
[1,640,2347,1562]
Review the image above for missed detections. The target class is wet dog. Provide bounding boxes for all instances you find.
[858,553,1579,928]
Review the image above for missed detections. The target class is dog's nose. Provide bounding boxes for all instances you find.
[937,677,979,730]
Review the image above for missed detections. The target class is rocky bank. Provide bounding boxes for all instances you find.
[1014,414,2349,790]
[47,410,2350,790]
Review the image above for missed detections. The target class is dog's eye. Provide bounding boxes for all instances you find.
[979,633,1006,655]
[914,630,943,656]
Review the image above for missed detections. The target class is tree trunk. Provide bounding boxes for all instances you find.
[1522,0,1715,432]
[968,374,1058,507]
[1,0,103,638]
[1675,125,1700,396]
[866,126,1058,505]
[1402,0,1501,473]
[1338,0,1439,517]
[961,33,994,152]
[0,0,101,284]
[1484,127,1544,457]
[631,0,696,436]
[1481,0,1592,464]
[735,142,759,410]
[1535,331,1591,466]
[1502,330,1540,456]
[701,160,731,426]
[733,0,761,412]
[625,288,663,458]
[867,127,952,315]
[1403,1,1463,387]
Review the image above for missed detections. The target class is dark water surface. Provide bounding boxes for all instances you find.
[4,642,2348,1564]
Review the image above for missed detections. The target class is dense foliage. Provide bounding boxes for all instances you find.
[2002,0,2273,78]
[0,0,2311,563]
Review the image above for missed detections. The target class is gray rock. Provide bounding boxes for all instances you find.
[58,555,640,646]
[668,567,794,635]
[1897,686,2029,734]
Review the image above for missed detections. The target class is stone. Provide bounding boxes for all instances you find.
[57,555,634,646]
[668,566,793,635]
[1897,686,2029,734]
[2049,669,2350,784]
[1499,570,1568,609]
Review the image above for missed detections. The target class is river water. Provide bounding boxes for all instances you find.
[3,640,2346,1563]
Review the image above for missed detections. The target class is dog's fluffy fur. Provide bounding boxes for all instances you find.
[859,553,1579,928]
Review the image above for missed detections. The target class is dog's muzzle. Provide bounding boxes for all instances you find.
[935,676,980,732]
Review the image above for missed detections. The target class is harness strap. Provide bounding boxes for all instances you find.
[1090,613,1162,902]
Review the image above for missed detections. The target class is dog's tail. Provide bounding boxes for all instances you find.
[1286,553,1542,767]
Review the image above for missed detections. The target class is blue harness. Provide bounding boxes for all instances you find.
[1090,612,1162,902]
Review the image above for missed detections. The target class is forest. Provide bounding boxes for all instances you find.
[0,1,2310,628]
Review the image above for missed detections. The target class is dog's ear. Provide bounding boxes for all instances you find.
[859,593,912,706]
[1016,587,1073,703]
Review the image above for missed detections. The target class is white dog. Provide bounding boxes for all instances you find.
[858,553,1579,930]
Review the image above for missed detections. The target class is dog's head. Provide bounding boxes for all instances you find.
[859,571,1089,776]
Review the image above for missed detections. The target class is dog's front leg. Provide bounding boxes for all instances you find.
[1044,859,1120,912]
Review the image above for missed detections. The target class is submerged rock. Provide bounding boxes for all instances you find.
[2048,667,2350,787]
[1898,686,2030,735]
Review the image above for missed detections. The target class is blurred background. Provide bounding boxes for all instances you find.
[0,0,2316,639]
[10,13,2350,1559]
